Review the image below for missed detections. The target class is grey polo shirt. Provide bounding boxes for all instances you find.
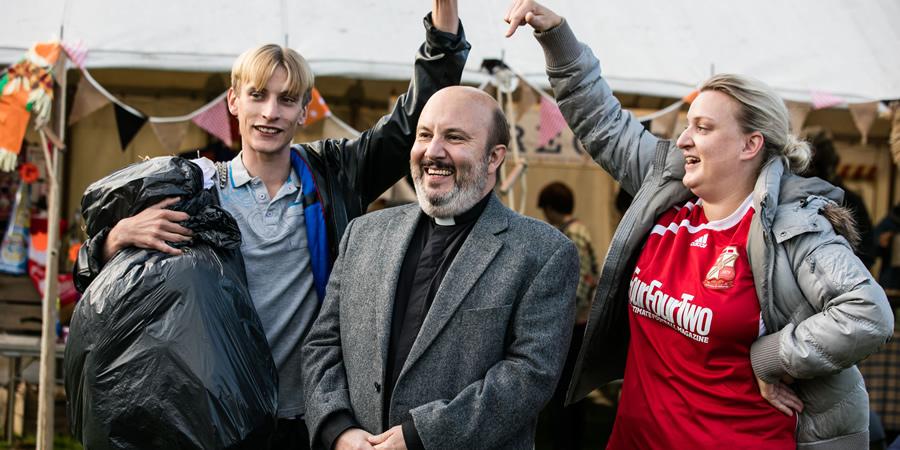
[215,152,319,419]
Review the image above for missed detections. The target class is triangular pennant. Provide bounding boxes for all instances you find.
[785,100,811,135]
[192,99,232,146]
[682,90,699,104]
[538,96,567,148]
[114,103,147,151]
[651,106,679,139]
[891,102,900,165]
[61,39,88,70]
[517,80,536,121]
[150,121,189,153]
[52,52,67,88]
[229,112,240,144]
[68,74,111,125]
[848,102,879,145]
[304,88,332,127]
[809,89,844,110]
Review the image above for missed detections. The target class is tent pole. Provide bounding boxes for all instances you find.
[36,51,67,450]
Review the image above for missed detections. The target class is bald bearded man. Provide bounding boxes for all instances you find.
[301,86,579,450]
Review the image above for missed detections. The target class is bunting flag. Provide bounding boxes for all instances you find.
[150,121,189,153]
[890,102,900,164]
[68,74,111,125]
[682,89,699,104]
[517,81,537,121]
[114,103,147,151]
[785,100,812,135]
[52,52,67,88]
[848,102,879,145]
[538,96,567,149]
[229,112,240,144]
[61,39,88,70]
[305,88,332,126]
[810,89,845,110]
[191,99,233,146]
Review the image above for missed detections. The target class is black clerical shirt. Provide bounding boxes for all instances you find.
[383,193,491,438]
[319,194,492,450]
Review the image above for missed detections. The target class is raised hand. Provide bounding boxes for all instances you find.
[433,0,459,35]
[504,0,562,37]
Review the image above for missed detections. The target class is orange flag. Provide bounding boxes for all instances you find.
[305,88,332,126]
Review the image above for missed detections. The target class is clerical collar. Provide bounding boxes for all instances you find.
[430,193,492,227]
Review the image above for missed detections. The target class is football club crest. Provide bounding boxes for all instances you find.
[703,246,739,289]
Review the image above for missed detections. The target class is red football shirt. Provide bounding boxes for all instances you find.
[607,196,796,449]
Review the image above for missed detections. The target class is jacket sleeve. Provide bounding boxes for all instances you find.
[535,19,660,197]
[306,13,470,206]
[301,218,358,449]
[409,240,579,449]
[750,206,894,382]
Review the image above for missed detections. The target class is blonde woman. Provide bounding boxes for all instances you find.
[506,1,893,448]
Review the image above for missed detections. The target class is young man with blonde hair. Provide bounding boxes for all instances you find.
[74,1,469,447]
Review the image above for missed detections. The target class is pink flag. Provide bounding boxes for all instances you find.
[538,96,568,148]
[809,89,844,110]
[192,99,233,146]
[61,39,88,70]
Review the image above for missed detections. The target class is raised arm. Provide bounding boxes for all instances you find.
[503,0,561,36]
[432,0,459,35]
[504,0,660,196]
[299,0,470,205]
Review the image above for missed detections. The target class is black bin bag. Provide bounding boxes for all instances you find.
[65,157,278,449]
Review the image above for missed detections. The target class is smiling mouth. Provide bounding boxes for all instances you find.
[426,167,454,176]
[685,156,700,165]
[254,125,281,134]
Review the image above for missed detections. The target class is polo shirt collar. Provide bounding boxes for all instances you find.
[231,151,301,189]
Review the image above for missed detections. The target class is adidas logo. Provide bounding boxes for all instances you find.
[690,234,708,248]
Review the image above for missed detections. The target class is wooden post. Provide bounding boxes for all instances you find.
[36,52,67,450]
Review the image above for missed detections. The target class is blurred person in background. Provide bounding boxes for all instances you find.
[538,181,599,450]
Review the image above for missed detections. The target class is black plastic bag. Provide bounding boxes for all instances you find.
[65,157,277,449]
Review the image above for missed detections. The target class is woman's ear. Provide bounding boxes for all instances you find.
[741,132,764,161]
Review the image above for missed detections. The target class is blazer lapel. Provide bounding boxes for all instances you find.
[401,195,509,373]
[374,205,422,369]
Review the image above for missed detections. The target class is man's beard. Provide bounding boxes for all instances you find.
[411,153,489,219]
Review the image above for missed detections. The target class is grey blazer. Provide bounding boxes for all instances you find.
[302,194,579,449]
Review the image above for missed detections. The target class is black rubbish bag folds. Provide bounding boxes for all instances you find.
[65,156,277,449]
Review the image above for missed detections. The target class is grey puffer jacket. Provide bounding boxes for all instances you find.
[536,20,894,449]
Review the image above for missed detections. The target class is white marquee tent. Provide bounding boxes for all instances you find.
[3,0,900,103]
[3,1,900,447]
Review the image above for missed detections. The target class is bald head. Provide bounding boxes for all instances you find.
[423,86,510,152]
[410,86,510,218]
